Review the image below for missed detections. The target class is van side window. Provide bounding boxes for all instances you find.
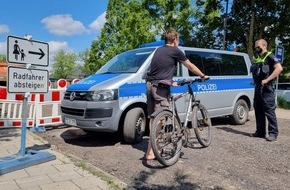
[174,62,182,77]
[185,51,247,76]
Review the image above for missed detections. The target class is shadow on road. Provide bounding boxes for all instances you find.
[0,128,20,141]
[215,126,252,137]
[59,128,123,147]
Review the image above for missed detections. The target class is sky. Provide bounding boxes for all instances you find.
[0,0,108,66]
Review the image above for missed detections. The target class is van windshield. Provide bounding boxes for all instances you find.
[96,48,155,74]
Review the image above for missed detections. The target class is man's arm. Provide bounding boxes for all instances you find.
[262,63,283,85]
[182,59,209,79]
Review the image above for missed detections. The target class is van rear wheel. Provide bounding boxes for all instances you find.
[123,108,146,144]
[230,99,249,125]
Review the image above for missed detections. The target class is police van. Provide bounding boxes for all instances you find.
[60,46,254,144]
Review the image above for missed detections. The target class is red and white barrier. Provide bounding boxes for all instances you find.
[0,79,74,129]
[0,87,36,128]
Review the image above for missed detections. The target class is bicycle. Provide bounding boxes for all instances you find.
[150,78,212,166]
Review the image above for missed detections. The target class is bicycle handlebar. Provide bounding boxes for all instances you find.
[177,77,210,86]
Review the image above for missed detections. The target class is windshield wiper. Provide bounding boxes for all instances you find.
[98,71,116,74]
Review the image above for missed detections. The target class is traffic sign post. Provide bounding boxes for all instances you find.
[7,35,49,66]
[275,45,284,63]
[274,45,284,106]
[0,35,55,175]
[8,67,49,93]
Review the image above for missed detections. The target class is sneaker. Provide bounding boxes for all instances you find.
[250,133,265,138]
[266,136,277,142]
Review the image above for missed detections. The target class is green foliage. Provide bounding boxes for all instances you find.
[51,50,78,79]
[190,0,223,48]
[143,0,194,44]
[78,49,91,77]
[0,55,6,61]
[84,0,156,74]
[226,0,290,58]
[277,96,290,109]
[84,0,195,74]
[65,0,290,79]
[191,0,290,80]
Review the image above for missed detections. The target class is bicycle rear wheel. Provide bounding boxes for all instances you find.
[191,104,212,147]
[150,110,182,166]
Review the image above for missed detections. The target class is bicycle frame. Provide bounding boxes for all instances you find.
[150,78,212,166]
[171,81,200,136]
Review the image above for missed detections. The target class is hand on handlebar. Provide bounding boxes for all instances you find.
[201,75,210,81]
[172,81,178,86]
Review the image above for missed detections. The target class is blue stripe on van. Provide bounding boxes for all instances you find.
[171,78,254,93]
[67,74,121,91]
[120,77,253,97]
[119,82,146,97]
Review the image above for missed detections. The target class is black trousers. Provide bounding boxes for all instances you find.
[253,84,278,137]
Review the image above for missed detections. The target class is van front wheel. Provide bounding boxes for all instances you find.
[230,99,249,125]
[123,108,146,144]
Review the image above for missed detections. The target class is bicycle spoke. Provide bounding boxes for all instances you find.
[150,110,182,166]
[192,104,212,147]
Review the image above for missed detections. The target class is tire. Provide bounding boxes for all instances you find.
[229,99,249,125]
[191,104,212,147]
[123,107,146,144]
[150,110,182,167]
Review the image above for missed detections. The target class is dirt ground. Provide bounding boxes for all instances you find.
[37,110,290,190]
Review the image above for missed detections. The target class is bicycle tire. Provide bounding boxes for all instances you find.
[191,104,212,147]
[150,110,182,166]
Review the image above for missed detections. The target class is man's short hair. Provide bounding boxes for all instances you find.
[165,28,180,44]
[255,39,268,48]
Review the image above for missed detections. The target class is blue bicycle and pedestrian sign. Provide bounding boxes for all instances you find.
[275,45,284,64]
[7,35,49,67]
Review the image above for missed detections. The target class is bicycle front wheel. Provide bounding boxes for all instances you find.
[150,110,182,167]
[191,104,212,147]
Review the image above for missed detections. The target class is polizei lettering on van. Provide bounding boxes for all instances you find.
[197,83,217,91]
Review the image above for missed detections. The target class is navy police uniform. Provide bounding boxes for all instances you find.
[251,52,279,138]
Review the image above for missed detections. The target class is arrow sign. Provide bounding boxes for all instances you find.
[7,35,49,67]
[29,48,45,59]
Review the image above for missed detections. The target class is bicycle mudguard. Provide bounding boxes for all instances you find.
[151,109,172,117]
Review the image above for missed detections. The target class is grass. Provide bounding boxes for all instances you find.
[277,96,290,109]
[75,161,125,190]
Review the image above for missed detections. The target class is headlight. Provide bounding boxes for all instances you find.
[87,89,118,101]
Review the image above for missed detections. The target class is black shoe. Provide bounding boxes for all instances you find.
[266,136,277,142]
[250,133,265,138]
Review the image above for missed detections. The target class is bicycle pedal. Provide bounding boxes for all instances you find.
[186,142,195,148]
[180,152,185,158]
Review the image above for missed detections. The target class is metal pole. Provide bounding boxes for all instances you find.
[19,92,30,156]
[223,0,229,50]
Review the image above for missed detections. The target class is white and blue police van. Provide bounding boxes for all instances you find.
[60,44,254,144]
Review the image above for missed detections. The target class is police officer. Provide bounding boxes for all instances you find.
[250,39,283,141]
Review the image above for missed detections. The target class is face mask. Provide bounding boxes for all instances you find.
[255,47,262,54]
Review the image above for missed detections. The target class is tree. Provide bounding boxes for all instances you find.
[84,0,155,74]
[189,0,224,48]
[51,50,78,79]
[0,55,6,61]
[143,0,194,45]
[78,48,91,77]
[192,0,290,81]
[226,0,290,59]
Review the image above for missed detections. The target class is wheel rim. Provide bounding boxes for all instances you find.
[237,104,246,119]
[135,115,144,135]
